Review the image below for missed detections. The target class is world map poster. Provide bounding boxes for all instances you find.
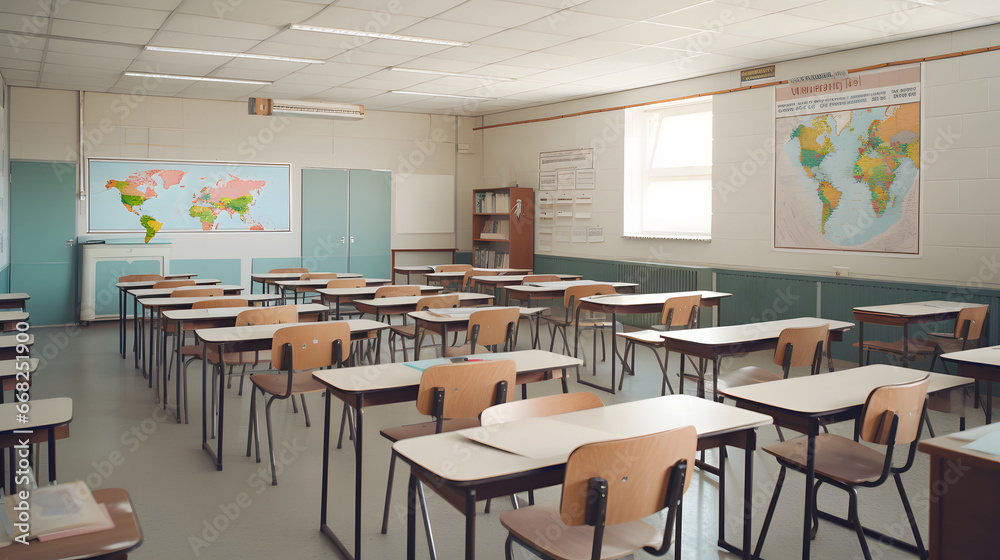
[88,159,290,242]
[774,66,920,254]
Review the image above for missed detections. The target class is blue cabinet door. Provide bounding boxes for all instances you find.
[10,161,78,326]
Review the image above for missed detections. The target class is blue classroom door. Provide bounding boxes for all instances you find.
[301,168,349,273]
[10,161,78,325]
[346,169,390,279]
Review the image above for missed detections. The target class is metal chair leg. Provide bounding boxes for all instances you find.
[416,482,438,560]
[847,487,872,560]
[381,450,397,534]
[895,473,927,559]
[300,394,311,427]
[265,395,279,486]
[752,466,785,560]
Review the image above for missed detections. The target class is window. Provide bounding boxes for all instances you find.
[624,97,713,239]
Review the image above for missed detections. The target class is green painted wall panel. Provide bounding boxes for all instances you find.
[94,260,161,316]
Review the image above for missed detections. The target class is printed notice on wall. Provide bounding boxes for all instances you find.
[539,171,557,191]
[539,148,594,172]
[557,169,576,190]
[571,227,587,243]
[575,169,595,189]
[587,227,604,243]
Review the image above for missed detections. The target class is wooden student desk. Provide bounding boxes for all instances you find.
[194,319,388,471]
[0,311,28,332]
[0,334,33,361]
[573,290,732,393]
[0,293,30,311]
[0,397,72,490]
[273,277,392,303]
[392,265,437,285]
[160,303,329,423]
[317,285,444,320]
[504,280,638,307]
[719,365,972,560]
[941,345,1000,423]
[424,268,531,287]
[135,292,276,384]
[250,271,361,294]
[116,279,219,361]
[661,316,855,400]
[409,306,546,358]
[311,349,584,560]
[394,394,771,560]
[0,359,38,404]
[353,292,493,321]
[918,427,1000,560]
[470,273,583,299]
[3,488,143,559]
[853,301,987,367]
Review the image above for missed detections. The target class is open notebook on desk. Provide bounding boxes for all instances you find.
[458,417,619,460]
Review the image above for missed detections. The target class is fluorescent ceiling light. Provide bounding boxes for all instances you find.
[123,71,272,85]
[390,90,497,101]
[288,24,470,47]
[387,67,514,81]
[145,46,325,64]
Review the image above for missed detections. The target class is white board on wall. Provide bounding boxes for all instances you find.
[395,174,455,234]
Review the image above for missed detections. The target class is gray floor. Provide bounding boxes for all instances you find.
[15,319,983,559]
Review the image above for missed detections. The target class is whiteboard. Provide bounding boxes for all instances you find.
[395,174,455,234]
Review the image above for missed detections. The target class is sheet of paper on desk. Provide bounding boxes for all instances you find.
[460,417,620,459]
[948,422,1000,441]
[962,430,1000,457]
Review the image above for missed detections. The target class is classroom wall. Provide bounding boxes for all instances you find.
[483,23,1000,289]
[0,71,9,286]
[8,86,483,287]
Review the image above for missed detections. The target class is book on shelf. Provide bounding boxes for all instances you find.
[475,191,511,213]
[479,218,508,240]
[2,481,114,544]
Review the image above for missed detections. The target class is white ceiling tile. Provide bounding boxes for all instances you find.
[716,39,814,60]
[131,53,229,74]
[1,69,39,84]
[45,51,134,71]
[398,19,506,42]
[436,0,553,27]
[214,66,295,81]
[56,2,170,29]
[299,6,423,33]
[77,0,183,10]
[329,49,423,67]
[600,46,691,66]
[942,0,1000,18]
[0,46,43,62]
[332,0,465,18]
[247,42,343,60]
[590,22,701,45]
[50,19,156,44]
[540,37,639,58]
[780,24,889,48]
[341,70,435,89]
[651,3,772,29]
[506,0,589,7]
[517,11,632,37]
[657,30,759,53]
[464,62,548,79]
[46,39,141,59]
[149,31,262,52]
[501,51,588,69]
[296,61,383,78]
[276,73,355,87]
[392,58,484,73]
[313,86,387,102]
[0,56,40,72]
[853,7,992,34]
[724,14,831,39]
[162,13,281,41]
[359,39,451,57]
[475,28,573,50]
[250,83,334,98]
[713,0,816,9]
[0,1,53,17]
[451,79,550,96]
[573,0,705,20]
[427,44,529,64]
[0,32,47,51]
[784,0,901,24]
[174,0,324,25]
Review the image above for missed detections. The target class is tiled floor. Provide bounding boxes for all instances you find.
[11,319,982,559]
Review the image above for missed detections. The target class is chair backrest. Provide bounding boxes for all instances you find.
[521,274,560,284]
[436,264,473,272]
[461,270,478,291]
[563,284,617,308]
[468,307,520,351]
[269,268,307,274]
[326,279,365,289]
[300,272,338,281]
[560,426,696,528]
[416,294,459,310]
[954,305,988,341]
[271,322,351,370]
[480,392,604,426]
[171,288,223,298]
[375,285,420,298]
[235,305,297,327]
[859,374,930,446]
[416,360,516,420]
[773,324,828,375]
[119,274,164,283]
[152,280,196,289]
[659,294,701,328]
[192,298,248,309]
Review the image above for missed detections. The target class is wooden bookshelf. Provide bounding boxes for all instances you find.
[472,186,534,269]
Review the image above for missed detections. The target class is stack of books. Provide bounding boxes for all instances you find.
[2,481,114,545]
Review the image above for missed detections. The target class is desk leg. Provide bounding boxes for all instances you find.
[743,431,755,560]
[610,310,618,393]
[465,489,477,560]
[201,341,208,449]
[134,298,141,369]
[902,322,909,368]
[858,322,864,366]
[407,473,417,560]
[802,419,817,560]
[176,324,184,423]
[201,342,224,471]
[119,288,126,359]
[47,426,56,484]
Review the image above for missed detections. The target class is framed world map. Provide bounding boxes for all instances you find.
[87,158,291,242]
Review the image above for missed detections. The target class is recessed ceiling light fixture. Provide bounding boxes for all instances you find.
[389,90,497,101]
[387,67,515,81]
[123,71,272,85]
[288,24,470,47]
[145,45,325,64]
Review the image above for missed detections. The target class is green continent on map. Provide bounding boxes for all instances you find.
[139,215,162,243]
[851,104,920,217]
[218,195,253,217]
[106,180,152,215]
[189,206,217,230]
[817,181,841,234]
[790,116,834,177]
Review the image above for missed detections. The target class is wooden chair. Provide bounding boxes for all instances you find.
[501,426,696,560]
[161,287,226,390]
[205,306,297,400]
[387,294,459,362]
[379,360,516,558]
[266,267,307,296]
[540,284,616,373]
[860,305,988,373]
[435,264,473,272]
[753,375,930,560]
[177,298,249,423]
[370,285,421,324]
[715,324,828,393]
[521,274,560,283]
[247,322,351,485]
[443,306,519,357]
[616,294,700,396]
[119,274,163,282]
[291,272,338,303]
[151,280,195,289]
[481,391,605,513]
[461,269,478,292]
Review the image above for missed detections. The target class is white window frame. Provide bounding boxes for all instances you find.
[624,97,713,240]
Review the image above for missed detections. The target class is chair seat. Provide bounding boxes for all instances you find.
[763,433,887,485]
[500,503,662,560]
[249,371,325,396]
[616,329,665,346]
[926,333,977,354]
[390,324,417,338]
[443,344,493,357]
[205,348,270,365]
[380,418,481,443]
[716,366,782,391]
[858,338,936,358]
